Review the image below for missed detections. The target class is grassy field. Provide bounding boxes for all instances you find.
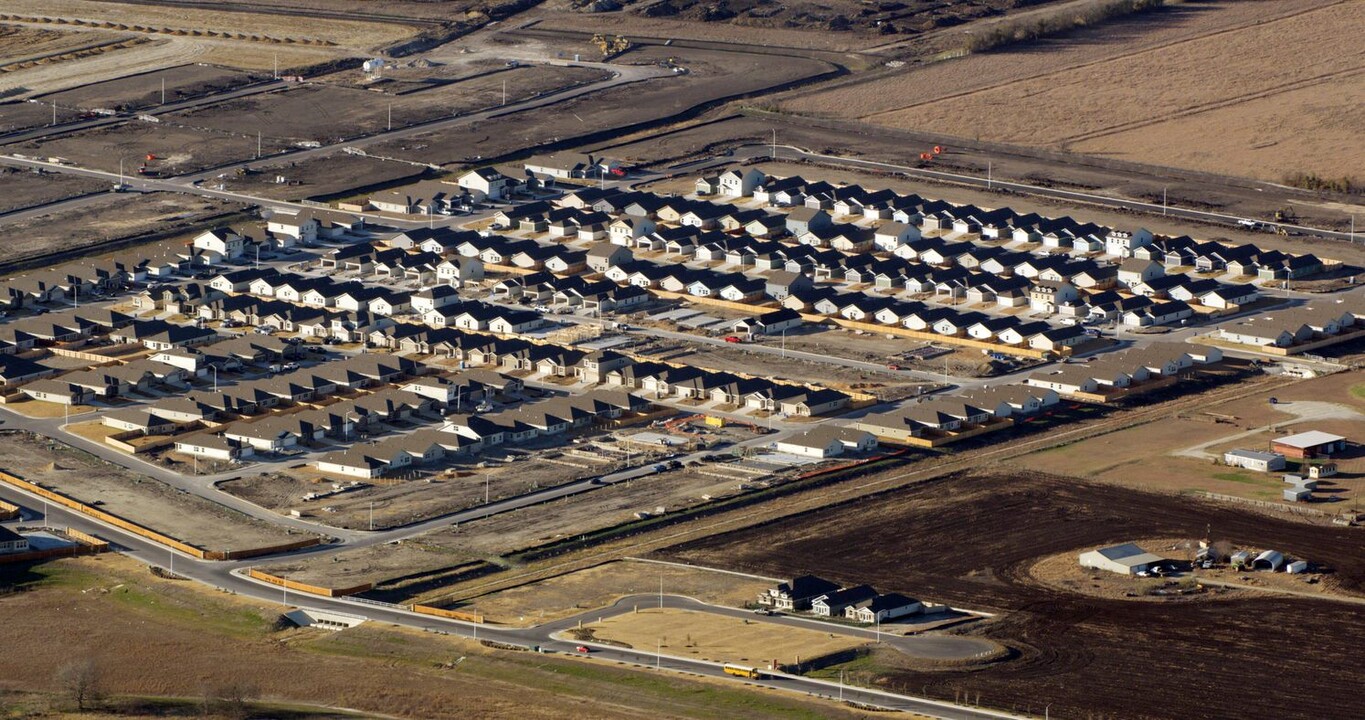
[580,608,863,668]
[0,555,869,720]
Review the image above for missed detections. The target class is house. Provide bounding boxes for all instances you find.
[20,379,93,406]
[1117,259,1164,289]
[191,227,245,262]
[1103,229,1153,257]
[774,426,877,458]
[174,433,249,461]
[811,585,878,617]
[716,167,765,197]
[847,593,922,624]
[784,207,831,237]
[1222,449,1286,472]
[0,526,30,554]
[1028,325,1088,352]
[102,409,179,435]
[758,575,842,610]
[410,285,463,314]
[525,152,616,180]
[1027,280,1079,314]
[763,271,813,301]
[609,217,656,245]
[456,167,516,201]
[1079,543,1164,575]
[586,244,632,273]
[1271,431,1347,460]
[733,308,803,337]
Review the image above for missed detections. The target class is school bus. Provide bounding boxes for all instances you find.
[722,663,762,679]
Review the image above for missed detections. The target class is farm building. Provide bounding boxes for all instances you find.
[1284,487,1312,502]
[1222,449,1286,472]
[1253,550,1285,570]
[1078,543,1164,576]
[1271,431,1347,459]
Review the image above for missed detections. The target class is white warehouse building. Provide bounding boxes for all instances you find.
[1079,543,1165,576]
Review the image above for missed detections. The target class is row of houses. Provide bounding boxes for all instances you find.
[1217,303,1363,349]
[756,575,922,623]
[850,384,1061,443]
[312,389,648,478]
[1025,343,1223,398]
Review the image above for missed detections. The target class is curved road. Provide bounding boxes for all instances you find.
[0,484,1023,720]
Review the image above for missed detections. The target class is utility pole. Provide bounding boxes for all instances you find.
[771,128,776,161]
[502,78,507,107]
[161,77,166,105]
[273,53,278,80]
[1162,186,1168,216]
[484,474,490,505]
[839,670,844,702]
[388,102,392,131]
[369,501,374,531]
[257,130,262,159]
[987,160,992,190]
[52,100,56,126]
[659,574,663,609]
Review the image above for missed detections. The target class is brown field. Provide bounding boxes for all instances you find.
[0,99,84,133]
[581,608,861,666]
[218,152,429,201]
[170,65,608,145]
[37,63,263,112]
[365,45,833,167]
[0,431,303,552]
[0,24,124,66]
[0,192,241,268]
[461,560,772,626]
[660,470,1365,720]
[0,165,106,213]
[784,0,1364,181]
[0,554,862,720]
[17,122,294,174]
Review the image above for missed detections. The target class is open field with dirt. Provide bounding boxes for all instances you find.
[221,152,430,201]
[365,45,833,168]
[16,121,297,174]
[0,431,304,552]
[0,192,241,268]
[0,24,127,68]
[461,560,772,626]
[784,0,1365,181]
[170,65,608,145]
[0,555,861,720]
[579,607,861,667]
[0,99,84,133]
[661,469,1365,720]
[0,166,106,213]
[37,63,263,112]
[1021,371,1365,506]
[0,0,420,95]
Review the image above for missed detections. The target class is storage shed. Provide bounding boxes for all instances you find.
[1286,560,1309,574]
[1254,550,1285,571]
[1079,543,1164,575]
[1284,487,1312,502]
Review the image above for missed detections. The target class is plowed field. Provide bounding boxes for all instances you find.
[662,471,1365,720]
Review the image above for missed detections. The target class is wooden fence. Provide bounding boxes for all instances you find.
[410,603,485,623]
[246,568,372,597]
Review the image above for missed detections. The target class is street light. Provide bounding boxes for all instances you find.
[211,365,219,392]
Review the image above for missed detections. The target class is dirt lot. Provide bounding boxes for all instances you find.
[226,447,632,531]
[37,63,263,112]
[0,555,860,720]
[0,431,303,552]
[17,121,295,174]
[631,333,918,392]
[220,152,430,201]
[0,192,241,268]
[461,559,772,626]
[1021,371,1365,506]
[171,65,608,145]
[661,470,1365,720]
[786,0,1365,182]
[579,607,861,666]
[365,45,832,168]
[0,166,106,213]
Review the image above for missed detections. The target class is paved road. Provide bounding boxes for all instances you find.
[733,145,1359,243]
[0,485,1023,720]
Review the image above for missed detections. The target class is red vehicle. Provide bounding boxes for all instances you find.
[575,645,592,654]
[887,363,900,371]
[723,336,742,343]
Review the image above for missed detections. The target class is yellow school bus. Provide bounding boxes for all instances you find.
[723,663,762,679]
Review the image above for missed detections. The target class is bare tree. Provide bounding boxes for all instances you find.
[56,658,103,711]
[215,681,260,720]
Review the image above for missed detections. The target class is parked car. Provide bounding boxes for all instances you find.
[723,336,742,343]
[575,645,591,654]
